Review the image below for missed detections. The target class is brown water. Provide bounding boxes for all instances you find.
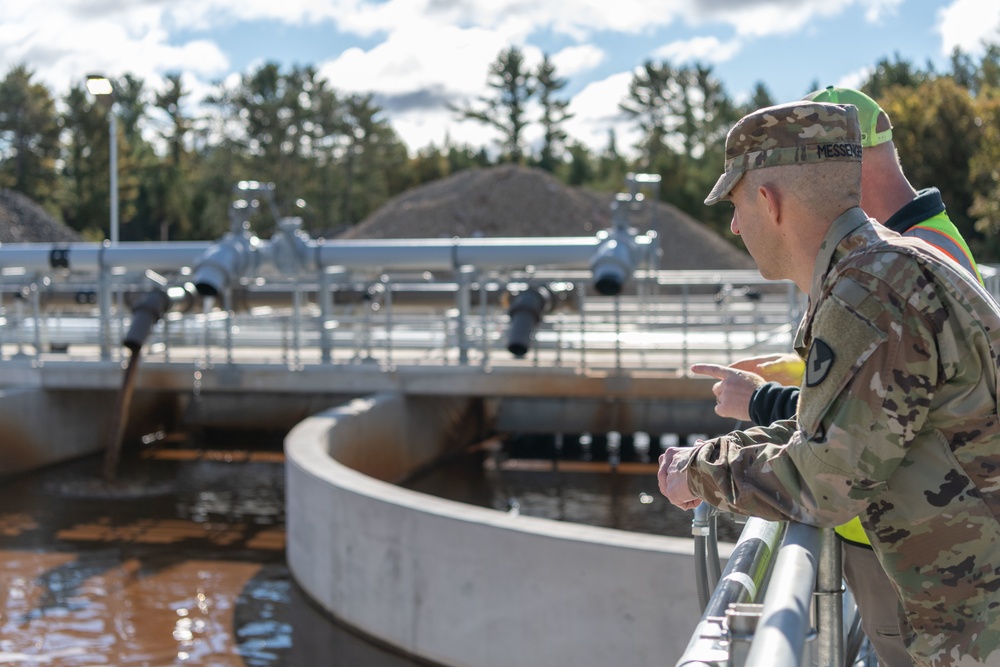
[0,432,740,666]
[403,436,744,542]
[0,436,430,667]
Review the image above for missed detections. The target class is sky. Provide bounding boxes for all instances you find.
[1,0,998,157]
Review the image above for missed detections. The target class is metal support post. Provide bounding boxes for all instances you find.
[31,282,41,356]
[456,266,473,365]
[383,275,393,368]
[225,287,234,365]
[479,278,490,365]
[682,283,690,370]
[319,267,332,364]
[577,281,586,370]
[98,253,111,360]
[292,280,302,367]
[816,528,844,667]
[614,292,622,370]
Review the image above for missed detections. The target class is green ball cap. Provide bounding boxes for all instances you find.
[804,86,893,148]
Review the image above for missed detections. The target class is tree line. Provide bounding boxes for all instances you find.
[1,44,999,259]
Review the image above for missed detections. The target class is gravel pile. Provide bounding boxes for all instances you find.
[0,190,82,243]
[342,165,755,270]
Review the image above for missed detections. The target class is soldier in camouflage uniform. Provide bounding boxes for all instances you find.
[657,100,1000,667]
[693,87,985,667]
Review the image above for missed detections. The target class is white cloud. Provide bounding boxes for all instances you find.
[937,0,1000,56]
[315,23,519,151]
[728,3,843,38]
[652,36,742,64]
[551,45,606,77]
[0,0,982,160]
[318,24,506,98]
[832,67,869,92]
[563,71,640,156]
[0,1,228,99]
[860,0,904,22]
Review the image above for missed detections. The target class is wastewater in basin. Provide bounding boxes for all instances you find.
[0,429,740,665]
[0,431,426,667]
[402,431,744,542]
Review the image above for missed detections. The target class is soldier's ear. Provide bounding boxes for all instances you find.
[759,183,783,226]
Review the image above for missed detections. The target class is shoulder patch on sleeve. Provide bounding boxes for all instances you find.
[831,276,870,309]
[805,338,836,387]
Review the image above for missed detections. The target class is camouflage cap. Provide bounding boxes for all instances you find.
[804,86,892,148]
[704,101,862,206]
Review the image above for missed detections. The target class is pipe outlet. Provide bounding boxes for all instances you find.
[506,286,552,357]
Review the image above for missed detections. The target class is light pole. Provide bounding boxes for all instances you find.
[86,74,118,246]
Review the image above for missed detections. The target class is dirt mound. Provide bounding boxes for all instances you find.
[342,165,754,270]
[0,190,82,243]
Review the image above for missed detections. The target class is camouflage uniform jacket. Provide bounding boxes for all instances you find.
[675,206,1000,666]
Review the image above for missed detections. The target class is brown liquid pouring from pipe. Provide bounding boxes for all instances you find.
[103,289,173,482]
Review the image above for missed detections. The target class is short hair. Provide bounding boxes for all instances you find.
[742,160,861,213]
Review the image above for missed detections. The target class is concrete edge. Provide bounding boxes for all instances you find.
[285,392,729,667]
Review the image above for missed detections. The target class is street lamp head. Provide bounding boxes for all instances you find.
[85,75,113,97]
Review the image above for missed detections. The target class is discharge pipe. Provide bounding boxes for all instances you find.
[191,229,260,297]
[121,282,198,352]
[589,195,639,296]
[506,285,552,357]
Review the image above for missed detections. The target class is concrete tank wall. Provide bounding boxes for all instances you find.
[0,387,181,475]
[285,391,723,667]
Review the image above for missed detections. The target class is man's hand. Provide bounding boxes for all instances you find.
[729,352,805,386]
[657,447,701,511]
[690,363,765,421]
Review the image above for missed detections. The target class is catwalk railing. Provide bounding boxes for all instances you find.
[677,510,869,667]
[0,268,807,372]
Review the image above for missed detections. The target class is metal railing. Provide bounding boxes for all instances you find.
[679,508,875,667]
[0,267,804,372]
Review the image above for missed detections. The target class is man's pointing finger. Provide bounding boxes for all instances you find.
[690,363,734,380]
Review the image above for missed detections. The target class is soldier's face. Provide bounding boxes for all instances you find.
[729,179,782,280]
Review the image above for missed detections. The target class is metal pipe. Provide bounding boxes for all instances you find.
[506,286,551,357]
[122,288,172,352]
[0,233,655,299]
[743,522,823,667]
[692,503,719,612]
[815,528,844,667]
[0,243,211,272]
[314,237,604,272]
[191,231,261,297]
[677,518,784,667]
[590,231,638,296]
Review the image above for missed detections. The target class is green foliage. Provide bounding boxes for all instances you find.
[745,82,776,114]
[617,60,741,244]
[58,84,114,237]
[453,46,536,163]
[0,64,61,204]
[880,79,983,255]
[969,95,1000,257]
[534,54,572,172]
[863,52,931,99]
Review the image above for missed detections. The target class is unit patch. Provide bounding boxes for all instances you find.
[805,338,835,387]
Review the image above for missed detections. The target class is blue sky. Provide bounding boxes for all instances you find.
[1,0,997,155]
